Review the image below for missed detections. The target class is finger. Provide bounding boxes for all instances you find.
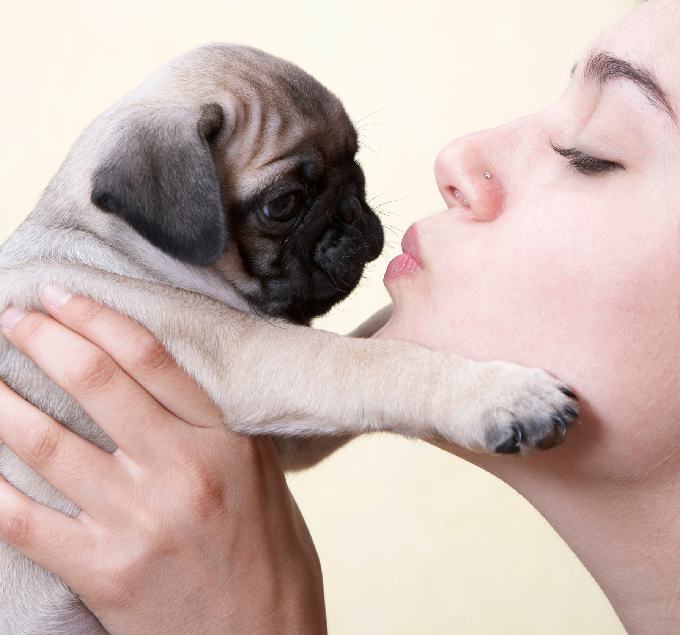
[1,307,186,458]
[0,381,124,513]
[40,285,221,429]
[0,473,94,592]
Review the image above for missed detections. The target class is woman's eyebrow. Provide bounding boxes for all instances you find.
[576,49,676,123]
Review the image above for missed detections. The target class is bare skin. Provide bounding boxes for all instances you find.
[0,293,326,635]
[378,0,680,631]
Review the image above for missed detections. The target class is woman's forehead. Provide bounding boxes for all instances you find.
[601,0,679,58]
[595,0,680,107]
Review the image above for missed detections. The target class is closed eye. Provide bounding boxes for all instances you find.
[550,141,624,175]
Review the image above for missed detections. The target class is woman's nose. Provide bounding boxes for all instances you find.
[434,134,505,222]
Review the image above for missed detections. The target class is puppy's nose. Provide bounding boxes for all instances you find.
[339,196,363,225]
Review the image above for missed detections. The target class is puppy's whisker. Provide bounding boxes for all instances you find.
[356,120,385,128]
[371,197,404,212]
[358,141,378,156]
[383,224,403,236]
[352,106,386,126]
[367,192,389,204]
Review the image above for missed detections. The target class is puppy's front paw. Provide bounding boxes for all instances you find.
[476,363,579,455]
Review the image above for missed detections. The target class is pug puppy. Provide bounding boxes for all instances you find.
[0,44,578,633]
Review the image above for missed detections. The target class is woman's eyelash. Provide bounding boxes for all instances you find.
[549,141,624,175]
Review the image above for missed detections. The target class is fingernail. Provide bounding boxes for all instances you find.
[41,283,72,308]
[1,307,28,332]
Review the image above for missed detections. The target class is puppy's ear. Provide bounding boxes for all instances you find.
[91,103,227,266]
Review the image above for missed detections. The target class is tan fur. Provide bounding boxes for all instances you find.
[0,44,577,633]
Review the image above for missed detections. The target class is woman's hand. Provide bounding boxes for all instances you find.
[0,287,327,635]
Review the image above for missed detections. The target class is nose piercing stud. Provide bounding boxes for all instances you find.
[484,172,492,179]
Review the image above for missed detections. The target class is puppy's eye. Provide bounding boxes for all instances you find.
[262,193,301,222]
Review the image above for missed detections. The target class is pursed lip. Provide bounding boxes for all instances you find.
[383,223,423,283]
[400,223,423,267]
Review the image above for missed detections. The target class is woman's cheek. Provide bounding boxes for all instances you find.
[383,184,657,367]
[417,228,591,365]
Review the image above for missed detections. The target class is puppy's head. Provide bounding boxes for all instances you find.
[91,44,383,324]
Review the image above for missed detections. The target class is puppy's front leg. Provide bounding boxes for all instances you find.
[116,284,577,463]
[30,269,578,466]
[270,304,394,469]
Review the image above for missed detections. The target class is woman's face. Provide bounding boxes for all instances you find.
[379,0,680,467]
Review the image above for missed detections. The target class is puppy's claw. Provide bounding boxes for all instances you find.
[558,386,578,400]
[495,423,523,454]
[473,363,579,456]
[563,406,578,426]
[534,416,569,449]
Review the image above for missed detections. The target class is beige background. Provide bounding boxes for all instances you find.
[0,1,643,632]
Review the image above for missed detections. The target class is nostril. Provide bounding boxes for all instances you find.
[450,187,471,207]
[340,196,363,224]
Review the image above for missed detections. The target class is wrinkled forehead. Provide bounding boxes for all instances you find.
[593,0,680,103]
